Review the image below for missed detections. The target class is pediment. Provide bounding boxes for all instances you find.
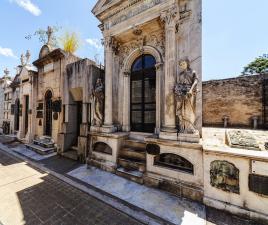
[92,0,124,19]
[20,67,29,80]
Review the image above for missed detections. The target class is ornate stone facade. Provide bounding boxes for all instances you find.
[90,0,203,202]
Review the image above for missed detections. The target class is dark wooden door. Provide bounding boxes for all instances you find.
[25,96,29,134]
[14,99,20,131]
[45,91,53,136]
[130,55,156,133]
[75,101,82,145]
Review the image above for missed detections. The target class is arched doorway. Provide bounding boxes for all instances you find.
[130,54,156,133]
[14,99,20,131]
[44,90,53,136]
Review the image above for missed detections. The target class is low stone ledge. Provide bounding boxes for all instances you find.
[145,136,203,150]
[89,131,129,139]
[203,145,268,161]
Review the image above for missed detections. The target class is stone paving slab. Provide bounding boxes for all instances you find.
[0,150,143,225]
[68,165,206,225]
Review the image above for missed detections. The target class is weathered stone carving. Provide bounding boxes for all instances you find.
[160,6,178,25]
[103,36,119,53]
[210,160,240,194]
[118,31,164,68]
[227,130,260,151]
[91,78,104,127]
[174,59,198,134]
[108,0,164,29]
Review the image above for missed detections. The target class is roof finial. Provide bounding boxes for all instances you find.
[26,50,31,64]
[4,68,9,77]
[21,53,25,66]
[46,26,53,46]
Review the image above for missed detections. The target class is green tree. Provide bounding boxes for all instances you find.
[243,56,268,75]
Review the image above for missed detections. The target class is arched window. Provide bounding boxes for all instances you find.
[154,153,194,174]
[130,54,156,133]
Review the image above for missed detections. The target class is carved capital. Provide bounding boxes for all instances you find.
[160,6,178,25]
[103,36,119,53]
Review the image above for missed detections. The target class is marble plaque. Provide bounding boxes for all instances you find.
[226,130,260,151]
[252,160,268,176]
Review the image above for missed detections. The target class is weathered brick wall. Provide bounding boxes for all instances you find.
[202,75,264,128]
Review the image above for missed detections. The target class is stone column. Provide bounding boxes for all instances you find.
[102,36,117,133]
[160,6,178,132]
[155,63,163,134]
[104,36,114,127]
[122,71,130,132]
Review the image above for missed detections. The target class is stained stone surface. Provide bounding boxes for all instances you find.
[12,145,56,161]
[210,160,240,194]
[227,130,260,150]
[68,165,206,225]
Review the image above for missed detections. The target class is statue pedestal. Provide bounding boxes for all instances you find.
[159,131,200,143]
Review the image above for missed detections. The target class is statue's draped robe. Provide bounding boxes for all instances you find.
[92,83,104,126]
[175,69,197,133]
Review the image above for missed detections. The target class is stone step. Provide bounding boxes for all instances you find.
[33,139,55,148]
[120,147,146,161]
[116,167,144,184]
[124,139,147,149]
[118,157,146,172]
[62,150,78,161]
[25,143,56,155]
[71,145,79,151]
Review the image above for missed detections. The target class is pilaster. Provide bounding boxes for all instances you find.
[160,6,178,133]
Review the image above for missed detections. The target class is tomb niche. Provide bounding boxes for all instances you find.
[210,160,240,194]
[154,153,194,174]
[93,142,112,155]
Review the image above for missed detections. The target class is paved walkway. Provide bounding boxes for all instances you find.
[0,150,143,225]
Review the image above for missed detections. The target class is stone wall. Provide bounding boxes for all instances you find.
[203,74,265,128]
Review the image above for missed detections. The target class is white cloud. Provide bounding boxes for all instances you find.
[10,0,41,16]
[86,38,103,49]
[0,46,17,58]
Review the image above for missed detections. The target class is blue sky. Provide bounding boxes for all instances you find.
[0,0,267,81]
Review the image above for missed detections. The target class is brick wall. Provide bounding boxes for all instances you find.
[202,74,265,128]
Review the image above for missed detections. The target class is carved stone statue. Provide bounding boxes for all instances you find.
[20,54,25,66]
[91,78,104,127]
[174,59,198,134]
[25,50,31,64]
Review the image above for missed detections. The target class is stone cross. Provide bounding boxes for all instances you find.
[25,50,31,64]
[46,26,53,46]
[4,68,9,77]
